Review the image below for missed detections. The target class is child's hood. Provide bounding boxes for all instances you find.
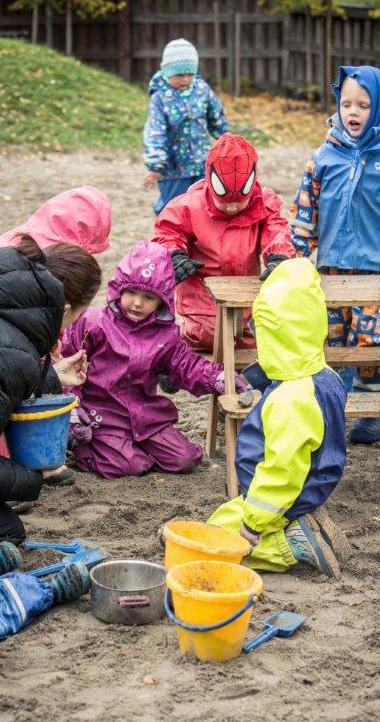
[331,65,380,148]
[252,258,327,381]
[0,186,111,254]
[107,240,175,320]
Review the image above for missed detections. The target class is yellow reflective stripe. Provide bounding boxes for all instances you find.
[9,398,78,422]
[246,496,287,515]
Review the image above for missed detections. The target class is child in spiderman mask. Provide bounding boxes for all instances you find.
[153,132,295,352]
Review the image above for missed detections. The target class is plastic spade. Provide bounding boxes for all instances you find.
[243,611,305,653]
[24,539,106,577]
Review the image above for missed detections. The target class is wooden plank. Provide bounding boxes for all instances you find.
[204,276,380,308]
[222,307,236,394]
[202,346,380,369]
[218,392,380,419]
[206,306,223,458]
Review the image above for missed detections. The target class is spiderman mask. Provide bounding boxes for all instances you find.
[206,133,258,211]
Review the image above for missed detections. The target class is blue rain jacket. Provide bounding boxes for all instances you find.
[0,572,53,640]
[143,72,228,179]
[291,65,380,271]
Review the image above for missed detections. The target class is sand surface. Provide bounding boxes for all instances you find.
[0,147,378,722]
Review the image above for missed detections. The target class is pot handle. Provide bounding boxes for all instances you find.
[118,595,151,608]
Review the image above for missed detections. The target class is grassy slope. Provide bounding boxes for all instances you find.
[0,38,326,152]
[0,39,147,151]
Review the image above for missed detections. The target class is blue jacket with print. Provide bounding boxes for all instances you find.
[290,123,380,271]
[143,72,228,179]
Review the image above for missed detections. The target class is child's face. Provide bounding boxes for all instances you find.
[168,73,194,91]
[212,196,251,216]
[340,77,371,137]
[121,289,161,322]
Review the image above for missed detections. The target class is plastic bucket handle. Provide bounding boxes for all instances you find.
[164,588,255,633]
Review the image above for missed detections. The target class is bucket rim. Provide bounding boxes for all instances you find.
[90,559,166,592]
[166,560,264,603]
[163,519,251,557]
[14,393,77,410]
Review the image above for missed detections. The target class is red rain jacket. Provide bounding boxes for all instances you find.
[153,180,294,323]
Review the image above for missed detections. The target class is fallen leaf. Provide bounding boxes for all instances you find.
[143,675,157,685]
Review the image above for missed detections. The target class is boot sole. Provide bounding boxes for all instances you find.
[311,508,351,563]
[298,514,341,580]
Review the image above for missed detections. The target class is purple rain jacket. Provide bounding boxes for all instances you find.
[61,240,222,442]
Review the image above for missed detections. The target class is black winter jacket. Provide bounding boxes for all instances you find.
[0,247,64,501]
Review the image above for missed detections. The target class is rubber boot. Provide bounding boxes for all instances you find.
[47,562,90,605]
[285,514,341,579]
[350,417,380,444]
[157,374,179,395]
[0,541,22,575]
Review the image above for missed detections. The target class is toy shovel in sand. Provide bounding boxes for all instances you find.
[24,539,106,577]
[243,611,305,653]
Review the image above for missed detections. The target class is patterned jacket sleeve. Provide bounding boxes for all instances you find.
[289,155,321,256]
[143,93,169,173]
[206,87,229,138]
[162,330,222,396]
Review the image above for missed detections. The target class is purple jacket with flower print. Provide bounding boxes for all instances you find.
[61,241,222,441]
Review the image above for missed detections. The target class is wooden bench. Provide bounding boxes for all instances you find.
[204,275,380,499]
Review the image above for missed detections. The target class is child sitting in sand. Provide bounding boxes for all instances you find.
[209,258,349,579]
[62,240,245,479]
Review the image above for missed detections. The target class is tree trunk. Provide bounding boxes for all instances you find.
[31,4,39,44]
[65,3,73,56]
[45,0,54,47]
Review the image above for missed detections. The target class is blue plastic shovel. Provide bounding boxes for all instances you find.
[24,539,106,577]
[243,610,305,653]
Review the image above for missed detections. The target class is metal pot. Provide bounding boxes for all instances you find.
[90,560,166,625]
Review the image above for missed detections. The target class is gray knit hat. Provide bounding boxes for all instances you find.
[160,38,199,80]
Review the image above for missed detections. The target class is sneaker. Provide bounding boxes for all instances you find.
[47,561,90,605]
[6,500,34,514]
[0,540,22,574]
[310,507,351,563]
[157,374,179,395]
[349,417,380,444]
[285,514,341,579]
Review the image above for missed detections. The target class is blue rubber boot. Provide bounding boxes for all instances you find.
[285,514,341,579]
[350,417,380,444]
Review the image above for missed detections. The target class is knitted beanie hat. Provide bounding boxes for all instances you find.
[160,38,198,80]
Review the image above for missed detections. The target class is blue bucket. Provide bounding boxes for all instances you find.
[5,394,78,470]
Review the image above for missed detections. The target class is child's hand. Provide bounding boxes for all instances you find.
[54,350,88,387]
[214,371,248,395]
[143,171,161,189]
[240,523,260,547]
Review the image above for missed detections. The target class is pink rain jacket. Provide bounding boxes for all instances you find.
[61,241,222,442]
[0,186,110,254]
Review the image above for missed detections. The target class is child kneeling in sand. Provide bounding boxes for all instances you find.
[209,258,349,579]
[62,240,245,479]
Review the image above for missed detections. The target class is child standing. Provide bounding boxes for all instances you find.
[290,65,380,443]
[62,240,245,479]
[153,132,295,351]
[143,38,228,214]
[209,259,348,579]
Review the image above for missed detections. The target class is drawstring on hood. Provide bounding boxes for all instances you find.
[107,240,175,322]
[252,258,327,381]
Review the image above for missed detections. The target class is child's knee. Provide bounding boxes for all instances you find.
[179,444,203,472]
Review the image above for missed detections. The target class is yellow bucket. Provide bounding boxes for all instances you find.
[165,560,264,662]
[163,519,251,570]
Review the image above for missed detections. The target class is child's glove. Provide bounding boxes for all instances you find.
[214,371,248,395]
[171,251,204,284]
[259,254,289,281]
[69,407,92,447]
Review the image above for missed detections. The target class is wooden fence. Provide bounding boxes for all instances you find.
[1,0,379,100]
